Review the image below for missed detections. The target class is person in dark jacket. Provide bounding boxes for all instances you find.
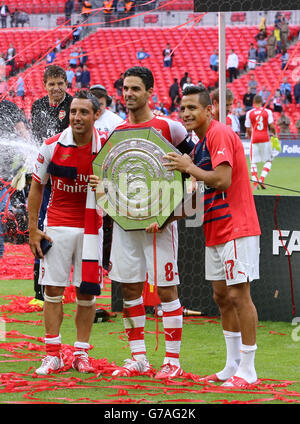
[80,64,90,88]
[30,65,73,303]
[64,0,74,22]
[169,78,180,112]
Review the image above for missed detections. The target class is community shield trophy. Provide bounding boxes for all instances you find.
[92,127,203,230]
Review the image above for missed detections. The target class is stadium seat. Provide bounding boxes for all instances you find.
[144,15,158,24]
[231,12,246,23]
[2,23,300,134]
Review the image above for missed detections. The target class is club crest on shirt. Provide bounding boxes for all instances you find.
[60,153,71,161]
[58,109,66,121]
[37,153,44,164]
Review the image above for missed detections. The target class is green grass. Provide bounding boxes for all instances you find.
[0,278,300,405]
[0,156,299,404]
[246,157,300,196]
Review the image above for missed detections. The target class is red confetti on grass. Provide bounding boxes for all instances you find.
[0,296,43,314]
[1,244,300,404]
[0,244,34,280]
[0,335,300,405]
[1,315,43,325]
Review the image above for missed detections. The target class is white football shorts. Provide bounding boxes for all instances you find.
[109,221,180,286]
[251,141,273,163]
[39,226,101,288]
[205,235,260,286]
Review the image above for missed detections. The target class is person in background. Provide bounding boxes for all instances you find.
[210,49,219,72]
[46,49,56,64]
[273,89,283,112]
[75,66,82,89]
[280,17,289,48]
[180,72,189,90]
[294,78,300,104]
[280,48,289,70]
[245,94,278,190]
[248,43,258,70]
[277,111,291,136]
[169,78,180,113]
[155,101,169,115]
[136,48,150,60]
[248,73,258,95]
[267,30,277,58]
[80,64,90,88]
[64,0,74,23]
[211,88,240,134]
[226,49,239,83]
[274,24,281,53]
[258,85,271,107]
[163,43,174,68]
[280,77,292,104]
[0,2,10,28]
[66,66,75,89]
[30,65,73,303]
[257,34,267,63]
[72,21,82,43]
[243,86,255,112]
[16,75,25,98]
[114,73,124,97]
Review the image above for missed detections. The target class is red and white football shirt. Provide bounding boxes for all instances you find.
[113,115,194,153]
[32,134,93,228]
[245,107,274,143]
[193,120,261,246]
[226,113,240,134]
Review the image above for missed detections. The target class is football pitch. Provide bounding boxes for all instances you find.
[0,251,300,405]
[0,156,299,406]
[246,156,300,197]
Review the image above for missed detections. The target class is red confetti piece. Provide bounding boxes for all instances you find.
[0,244,34,280]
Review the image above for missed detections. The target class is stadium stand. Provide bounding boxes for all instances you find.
[0,29,71,72]
[0,0,78,14]
[1,24,300,133]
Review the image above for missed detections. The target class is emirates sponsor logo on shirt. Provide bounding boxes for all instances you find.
[52,174,89,193]
[58,109,66,121]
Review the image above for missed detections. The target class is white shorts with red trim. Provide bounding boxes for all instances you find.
[109,221,180,286]
[251,141,273,163]
[39,226,83,287]
[205,235,260,285]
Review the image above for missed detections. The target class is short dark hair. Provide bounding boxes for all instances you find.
[73,89,100,113]
[182,84,212,108]
[211,88,234,103]
[123,66,154,90]
[43,65,67,83]
[90,84,112,106]
[253,94,263,104]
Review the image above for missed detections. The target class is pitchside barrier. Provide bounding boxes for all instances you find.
[242,139,300,157]
[111,195,300,322]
